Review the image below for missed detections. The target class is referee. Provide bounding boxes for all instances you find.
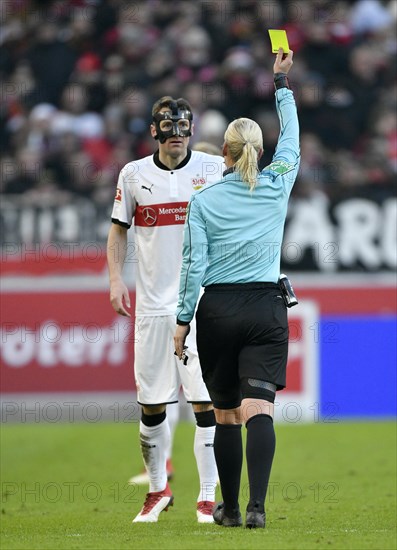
[174,49,299,529]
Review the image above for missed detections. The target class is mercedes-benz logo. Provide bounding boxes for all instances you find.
[142,207,157,226]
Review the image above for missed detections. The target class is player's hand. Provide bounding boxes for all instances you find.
[174,324,190,360]
[110,279,131,317]
[273,48,293,74]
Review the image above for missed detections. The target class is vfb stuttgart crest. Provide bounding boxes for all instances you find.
[191,177,206,191]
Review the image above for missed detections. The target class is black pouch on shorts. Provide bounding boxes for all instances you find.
[278,273,298,308]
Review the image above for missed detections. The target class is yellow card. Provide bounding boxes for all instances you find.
[268,29,290,54]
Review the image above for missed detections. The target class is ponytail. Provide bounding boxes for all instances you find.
[224,118,263,192]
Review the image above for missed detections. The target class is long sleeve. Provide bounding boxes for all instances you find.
[176,196,208,324]
[263,87,300,195]
[273,87,300,163]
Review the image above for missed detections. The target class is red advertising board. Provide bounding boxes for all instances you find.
[1,245,108,276]
[0,292,135,392]
[0,291,318,411]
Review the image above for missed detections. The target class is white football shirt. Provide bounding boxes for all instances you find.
[111,149,225,316]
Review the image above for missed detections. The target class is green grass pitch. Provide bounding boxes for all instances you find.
[1,420,396,549]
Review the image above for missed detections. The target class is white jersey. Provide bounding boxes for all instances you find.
[111,150,225,316]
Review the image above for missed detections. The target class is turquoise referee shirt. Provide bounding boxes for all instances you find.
[176,87,300,324]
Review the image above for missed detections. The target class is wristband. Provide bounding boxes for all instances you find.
[176,319,190,326]
[274,72,290,90]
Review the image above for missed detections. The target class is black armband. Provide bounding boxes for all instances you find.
[176,319,190,326]
[274,72,290,90]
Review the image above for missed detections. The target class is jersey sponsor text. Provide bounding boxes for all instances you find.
[135,202,188,226]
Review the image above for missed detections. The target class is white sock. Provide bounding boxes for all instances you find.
[194,425,217,502]
[166,403,179,461]
[139,419,170,493]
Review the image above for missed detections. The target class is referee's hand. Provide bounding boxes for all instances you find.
[174,324,190,360]
[274,48,293,74]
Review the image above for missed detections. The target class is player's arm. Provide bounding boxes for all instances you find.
[107,222,131,317]
[107,164,136,317]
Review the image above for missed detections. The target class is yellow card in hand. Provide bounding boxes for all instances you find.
[268,29,290,54]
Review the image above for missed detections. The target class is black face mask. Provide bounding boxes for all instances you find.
[153,102,192,143]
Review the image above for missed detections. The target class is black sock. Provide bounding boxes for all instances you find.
[214,423,242,517]
[246,414,275,512]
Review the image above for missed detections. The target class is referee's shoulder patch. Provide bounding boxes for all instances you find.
[265,160,295,175]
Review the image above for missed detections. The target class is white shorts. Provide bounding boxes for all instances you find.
[134,315,211,405]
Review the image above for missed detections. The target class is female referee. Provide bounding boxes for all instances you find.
[174,48,299,529]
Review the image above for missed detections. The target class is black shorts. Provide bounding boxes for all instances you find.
[196,282,289,409]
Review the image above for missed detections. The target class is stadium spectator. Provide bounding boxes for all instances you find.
[27,22,77,106]
[0,0,395,206]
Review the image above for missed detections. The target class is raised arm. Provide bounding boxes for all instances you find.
[271,49,300,165]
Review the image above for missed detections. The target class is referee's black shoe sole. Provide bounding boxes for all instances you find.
[212,502,243,527]
[246,510,266,529]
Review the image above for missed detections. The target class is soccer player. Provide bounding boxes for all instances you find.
[127,141,222,488]
[174,49,299,528]
[107,97,224,523]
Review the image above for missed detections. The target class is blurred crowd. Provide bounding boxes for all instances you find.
[1,0,396,207]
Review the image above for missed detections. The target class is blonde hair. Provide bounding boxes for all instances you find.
[224,118,263,191]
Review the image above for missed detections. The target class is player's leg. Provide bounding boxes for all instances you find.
[128,401,178,485]
[139,403,169,494]
[132,316,179,523]
[165,401,179,480]
[190,401,217,522]
[177,317,218,523]
[133,403,175,523]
